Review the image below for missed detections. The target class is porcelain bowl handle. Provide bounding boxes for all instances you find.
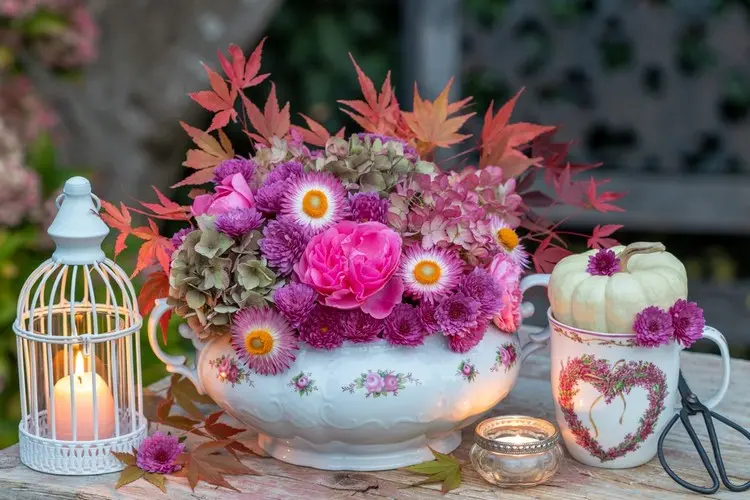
[518,274,551,363]
[147,298,205,394]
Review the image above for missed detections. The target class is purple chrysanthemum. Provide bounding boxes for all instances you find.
[418,300,440,335]
[255,180,287,214]
[231,307,298,375]
[343,309,382,343]
[349,192,389,224]
[274,283,317,328]
[357,133,419,160]
[264,160,304,185]
[383,303,425,347]
[215,207,264,238]
[587,249,621,276]
[669,299,704,347]
[633,306,674,348]
[259,217,312,275]
[436,292,481,337]
[136,432,185,474]
[458,268,504,321]
[299,305,345,350]
[170,227,193,249]
[213,157,257,185]
[448,319,488,353]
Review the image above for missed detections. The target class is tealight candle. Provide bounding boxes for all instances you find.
[470,415,563,487]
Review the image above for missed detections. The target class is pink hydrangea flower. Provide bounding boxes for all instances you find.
[295,221,404,318]
[136,432,185,474]
[192,172,254,216]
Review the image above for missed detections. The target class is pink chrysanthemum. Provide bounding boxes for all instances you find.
[231,308,298,375]
[633,306,673,348]
[259,217,311,275]
[255,180,287,214]
[418,300,440,335]
[458,268,504,321]
[436,292,481,337]
[215,207,264,238]
[669,299,704,347]
[299,305,345,350]
[136,432,185,474]
[383,303,425,347]
[587,249,621,276]
[343,309,382,343]
[281,171,349,232]
[448,319,487,353]
[214,157,257,185]
[265,160,304,185]
[349,192,389,224]
[273,283,317,328]
[398,245,463,303]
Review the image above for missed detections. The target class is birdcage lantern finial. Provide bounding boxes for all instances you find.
[13,177,147,475]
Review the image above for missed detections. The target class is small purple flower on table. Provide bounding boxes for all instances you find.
[136,432,185,474]
[587,248,621,276]
[633,306,673,347]
[669,299,705,347]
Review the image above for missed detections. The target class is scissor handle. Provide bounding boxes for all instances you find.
[709,411,750,493]
[658,411,720,495]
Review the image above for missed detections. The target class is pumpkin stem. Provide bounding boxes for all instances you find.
[617,242,666,271]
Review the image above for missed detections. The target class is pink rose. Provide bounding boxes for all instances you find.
[364,372,384,394]
[462,363,473,375]
[493,286,522,334]
[296,376,309,389]
[383,374,399,392]
[295,221,404,319]
[226,364,239,384]
[192,173,254,216]
[501,347,513,367]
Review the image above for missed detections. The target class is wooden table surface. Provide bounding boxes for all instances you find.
[0,350,747,499]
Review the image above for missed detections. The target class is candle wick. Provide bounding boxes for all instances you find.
[77,375,82,384]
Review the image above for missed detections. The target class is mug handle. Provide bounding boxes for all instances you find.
[518,274,551,362]
[696,326,731,409]
[147,298,205,394]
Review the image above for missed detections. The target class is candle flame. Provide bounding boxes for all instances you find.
[74,351,84,375]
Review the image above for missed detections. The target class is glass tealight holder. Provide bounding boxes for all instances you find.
[470,415,563,487]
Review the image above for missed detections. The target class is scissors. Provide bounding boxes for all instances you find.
[657,371,750,494]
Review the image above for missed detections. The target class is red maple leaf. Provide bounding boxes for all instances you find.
[138,270,172,343]
[173,122,234,188]
[291,113,345,148]
[531,130,600,185]
[587,224,623,249]
[99,200,132,257]
[131,219,173,278]
[585,178,625,212]
[532,235,572,273]
[551,164,588,207]
[217,38,269,90]
[131,186,192,221]
[338,54,400,136]
[479,89,555,177]
[189,63,238,132]
[241,83,290,146]
[401,78,475,156]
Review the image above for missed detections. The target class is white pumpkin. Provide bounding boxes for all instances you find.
[548,242,687,333]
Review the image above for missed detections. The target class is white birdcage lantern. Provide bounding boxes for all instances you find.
[13,177,147,475]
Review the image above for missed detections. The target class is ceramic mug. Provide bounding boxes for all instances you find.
[547,308,731,469]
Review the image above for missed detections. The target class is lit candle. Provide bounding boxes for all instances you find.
[496,434,539,445]
[53,351,115,441]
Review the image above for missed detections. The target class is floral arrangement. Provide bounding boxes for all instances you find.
[104,39,624,378]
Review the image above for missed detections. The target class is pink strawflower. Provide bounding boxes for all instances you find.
[259,217,311,275]
[398,245,463,303]
[349,192,389,224]
[299,306,345,350]
[136,432,185,474]
[273,283,317,328]
[436,293,481,337]
[448,319,488,353]
[669,299,704,347]
[255,180,287,214]
[215,207,264,238]
[587,249,621,276]
[265,160,304,185]
[231,307,298,375]
[633,306,674,348]
[343,309,382,343]
[383,303,425,347]
[214,157,258,185]
[418,301,440,335]
[458,268,504,321]
[281,171,349,232]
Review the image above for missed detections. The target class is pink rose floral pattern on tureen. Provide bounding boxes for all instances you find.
[342,370,421,398]
[490,343,518,373]
[288,371,318,396]
[208,355,252,387]
[457,360,479,382]
[102,39,623,380]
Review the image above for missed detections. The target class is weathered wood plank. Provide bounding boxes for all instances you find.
[0,352,747,499]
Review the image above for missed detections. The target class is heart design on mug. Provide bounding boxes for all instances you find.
[558,354,667,462]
